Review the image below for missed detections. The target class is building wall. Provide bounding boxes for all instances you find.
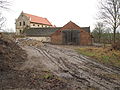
[80,30,92,45]
[51,21,92,46]
[16,13,30,35]
[27,36,51,42]
[51,33,62,44]
[51,30,92,45]
[30,23,51,28]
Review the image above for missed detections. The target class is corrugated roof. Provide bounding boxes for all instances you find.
[81,27,90,33]
[24,13,52,26]
[24,27,61,36]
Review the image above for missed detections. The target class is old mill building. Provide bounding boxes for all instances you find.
[15,12,53,35]
[15,12,92,45]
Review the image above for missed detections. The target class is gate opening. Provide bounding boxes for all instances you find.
[62,30,80,45]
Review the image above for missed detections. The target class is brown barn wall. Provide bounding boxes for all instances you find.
[51,21,92,46]
[80,30,92,45]
[51,33,62,44]
[51,30,92,45]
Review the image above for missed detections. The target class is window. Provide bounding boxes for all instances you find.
[33,24,35,26]
[20,30,22,34]
[19,22,21,26]
[38,25,39,27]
[23,21,25,26]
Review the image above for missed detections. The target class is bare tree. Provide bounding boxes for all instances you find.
[0,13,6,31]
[99,0,120,43]
[0,0,10,31]
[92,22,105,43]
[0,0,10,9]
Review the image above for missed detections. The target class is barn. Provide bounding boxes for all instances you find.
[51,21,92,45]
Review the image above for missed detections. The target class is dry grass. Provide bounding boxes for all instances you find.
[76,47,120,67]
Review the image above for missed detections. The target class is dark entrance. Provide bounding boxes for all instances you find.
[62,30,80,45]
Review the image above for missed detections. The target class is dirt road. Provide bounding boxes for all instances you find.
[22,44,120,90]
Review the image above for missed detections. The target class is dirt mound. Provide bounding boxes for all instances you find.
[0,38,72,90]
[0,38,27,71]
[1,68,70,90]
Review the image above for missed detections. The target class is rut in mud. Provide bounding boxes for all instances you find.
[22,44,120,90]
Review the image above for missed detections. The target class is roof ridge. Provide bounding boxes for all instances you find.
[24,13,45,19]
[22,12,52,26]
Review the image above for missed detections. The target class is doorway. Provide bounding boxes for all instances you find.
[62,30,80,45]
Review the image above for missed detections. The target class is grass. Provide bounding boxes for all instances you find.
[43,73,53,79]
[76,47,120,67]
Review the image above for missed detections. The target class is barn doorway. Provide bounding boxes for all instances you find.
[62,30,80,45]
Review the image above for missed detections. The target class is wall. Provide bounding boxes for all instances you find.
[80,30,92,45]
[27,36,51,42]
[51,21,92,45]
[30,23,51,28]
[51,33,62,44]
[16,13,30,35]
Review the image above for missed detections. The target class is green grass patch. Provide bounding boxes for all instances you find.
[76,47,120,67]
[43,73,53,79]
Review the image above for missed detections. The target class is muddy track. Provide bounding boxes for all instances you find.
[29,44,120,90]
[46,45,120,74]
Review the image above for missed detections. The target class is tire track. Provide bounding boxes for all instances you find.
[30,45,120,90]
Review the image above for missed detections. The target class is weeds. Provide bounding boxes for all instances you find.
[76,47,120,67]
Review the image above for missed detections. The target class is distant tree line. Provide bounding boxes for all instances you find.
[92,22,120,44]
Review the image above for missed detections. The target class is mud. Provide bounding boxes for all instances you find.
[22,44,120,90]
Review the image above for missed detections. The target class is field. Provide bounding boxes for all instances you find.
[76,47,120,68]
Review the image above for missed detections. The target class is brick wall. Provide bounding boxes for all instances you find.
[51,21,92,46]
[80,30,92,45]
[51,33,62,44]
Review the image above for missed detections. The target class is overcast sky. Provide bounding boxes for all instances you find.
[3,0,99,32]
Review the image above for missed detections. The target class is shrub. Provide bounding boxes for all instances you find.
[112,41,120,50]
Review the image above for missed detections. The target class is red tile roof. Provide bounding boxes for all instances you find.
[24,13,52,26]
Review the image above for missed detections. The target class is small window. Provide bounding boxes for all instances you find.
[19,22,21,26]
[33,24,35,26]
[23,21,25,26]
[38,25,39,27]
[20,30,22,33]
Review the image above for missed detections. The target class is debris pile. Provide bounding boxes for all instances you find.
[18,38,44,47]
[0,38,27,71]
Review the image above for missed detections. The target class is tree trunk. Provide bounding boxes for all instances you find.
[113,27,116,43]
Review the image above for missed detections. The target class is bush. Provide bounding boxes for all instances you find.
[112,41,120,50]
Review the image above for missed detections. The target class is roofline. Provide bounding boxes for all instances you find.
[30,21,53,26]
[23,12,53,26]
[26,27,62,29]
